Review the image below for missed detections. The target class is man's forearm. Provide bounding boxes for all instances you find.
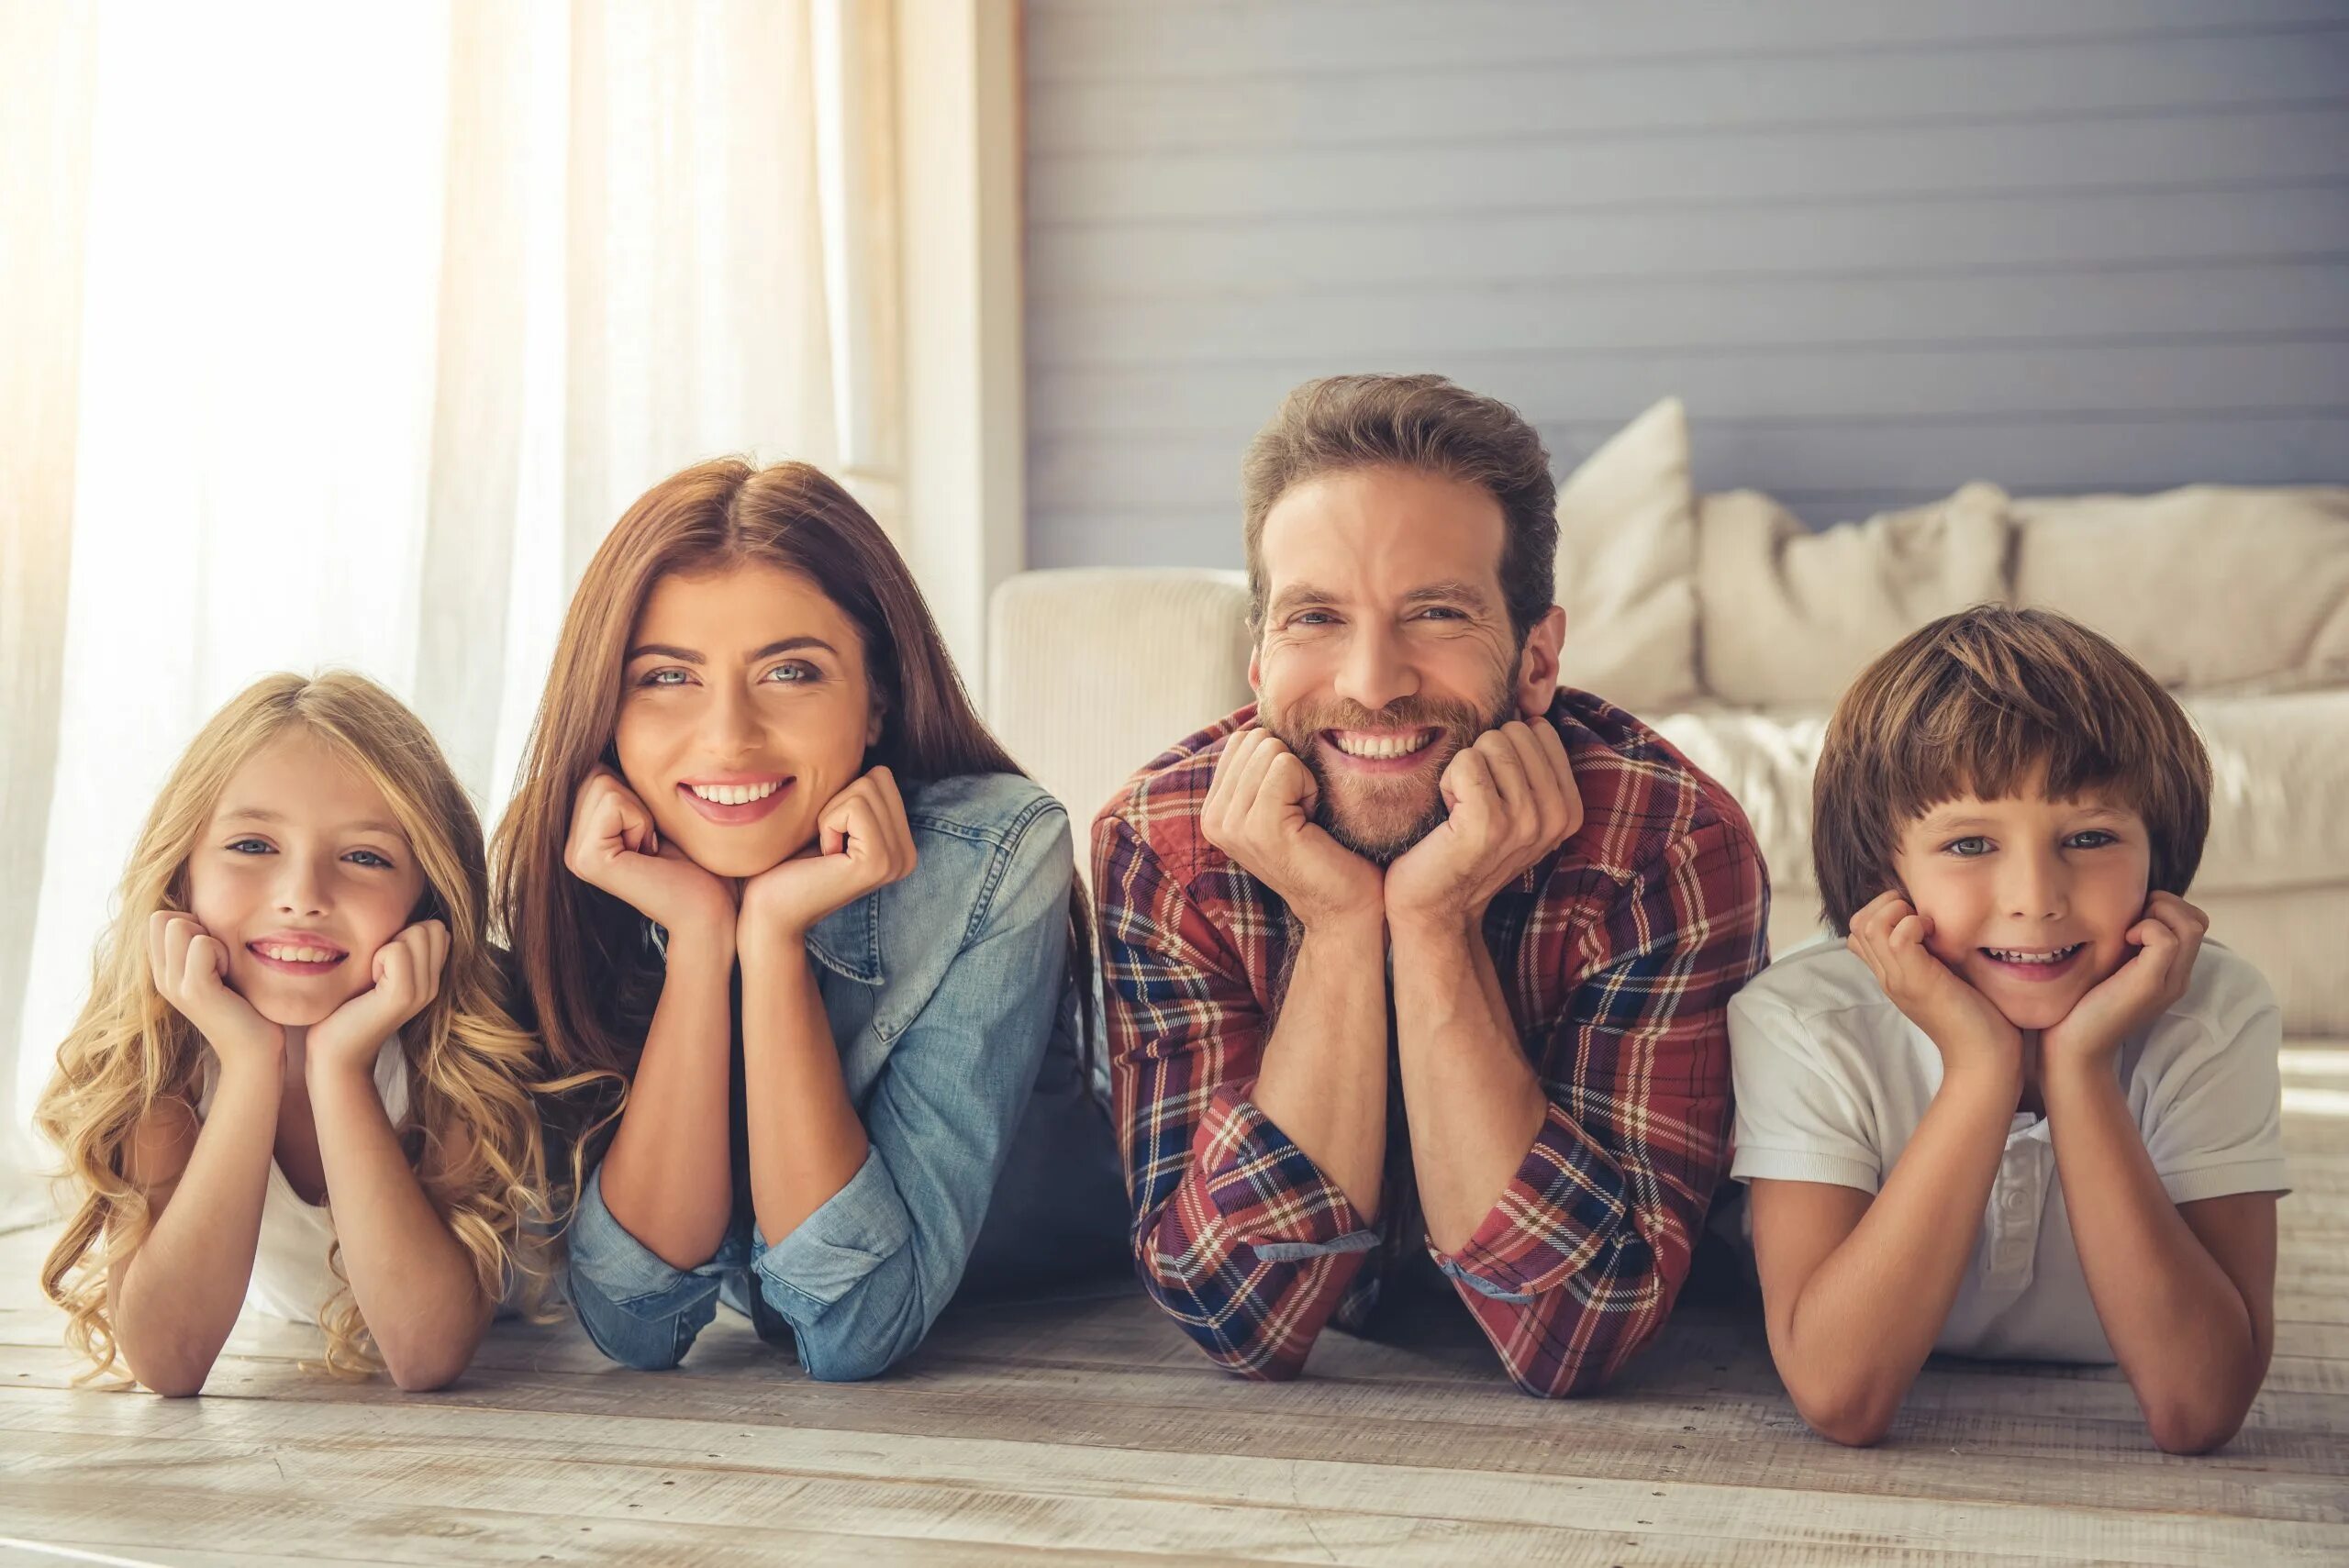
[1388,913,1547,1254]
[1251,910,1391,1218]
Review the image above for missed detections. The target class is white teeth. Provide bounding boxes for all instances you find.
[258,943,339,963]
[1987,944,2082,966]
[1330,730,1429,760]
[690,780,780,806]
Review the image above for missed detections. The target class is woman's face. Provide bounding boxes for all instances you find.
[185,731,427,1027]
[614,562,881,878]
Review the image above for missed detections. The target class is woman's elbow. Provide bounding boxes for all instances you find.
[2143,1397,2250,1456]
[136,1363,211,1399]
[383,1349,471,1393]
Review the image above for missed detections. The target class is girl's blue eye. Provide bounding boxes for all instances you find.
[227,839,273,854]
[1944,836,1993,857]
[346,850,394,869]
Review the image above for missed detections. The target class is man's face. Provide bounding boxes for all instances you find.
[1251,464,1562,862]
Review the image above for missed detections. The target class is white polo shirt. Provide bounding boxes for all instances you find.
[1728,938,2289,1363]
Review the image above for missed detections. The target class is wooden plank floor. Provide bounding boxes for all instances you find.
[1,1045,2343,1567]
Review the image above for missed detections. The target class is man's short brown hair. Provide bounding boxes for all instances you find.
[1813,605,2212,935]
[1240,373,1557,641]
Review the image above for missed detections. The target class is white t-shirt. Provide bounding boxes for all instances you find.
[196,1036,408,1324]
[1728,938,2289,1363]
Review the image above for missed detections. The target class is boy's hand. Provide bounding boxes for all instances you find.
[306,920,449,1081]
[2043,893,2207,1069]
[1846,891,2021,1090]
[148,911,284,1073]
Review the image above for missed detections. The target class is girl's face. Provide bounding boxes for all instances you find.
[1889,769,2154,1032]
[614,562,881,878]
[185,731,427,1027]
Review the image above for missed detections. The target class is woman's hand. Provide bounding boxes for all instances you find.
[148,911,283,1072]
[738,766,918,948]
[1846,891,2022,1093]
[306,920,448,1081]
[562,767,739,945]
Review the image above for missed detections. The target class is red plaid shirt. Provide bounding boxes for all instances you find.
[1093,688,1769,1396]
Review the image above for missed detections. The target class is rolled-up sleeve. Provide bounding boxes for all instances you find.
[565,1162,729,1371]
[751,801,1075,1382]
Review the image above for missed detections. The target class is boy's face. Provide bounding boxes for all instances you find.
[1889,767,2154,1032]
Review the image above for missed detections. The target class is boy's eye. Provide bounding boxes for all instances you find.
[2066,829,2119,850]
[345,849,395,869]
[1943,836,1993,858]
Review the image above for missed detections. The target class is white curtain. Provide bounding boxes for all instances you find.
[0,0,903,1192]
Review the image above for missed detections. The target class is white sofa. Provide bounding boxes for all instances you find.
[988,399,2349,1035]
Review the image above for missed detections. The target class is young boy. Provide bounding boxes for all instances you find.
[1730,606,2287,1453]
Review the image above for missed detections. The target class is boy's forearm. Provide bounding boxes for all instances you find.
[1774,1069,2017,1439]
[113,1064,279,1395]
[2043,1062,2266,1451]
[309,1062,492,1390]
[1250,911,1391,1219]
[597,926,738,1268]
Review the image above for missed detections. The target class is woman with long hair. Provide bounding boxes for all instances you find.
[495,458,1123,1379]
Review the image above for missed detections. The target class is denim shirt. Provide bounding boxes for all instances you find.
[566,772,1124,1381]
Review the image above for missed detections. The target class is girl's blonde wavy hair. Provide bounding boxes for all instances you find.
[35,671,590,1382]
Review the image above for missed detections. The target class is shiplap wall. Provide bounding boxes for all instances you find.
[1021,0,2349,568]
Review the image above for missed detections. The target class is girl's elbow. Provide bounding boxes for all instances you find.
[1788,1379,1901,1448]
[138,1364,212,1399]
[384,1352,469,1393]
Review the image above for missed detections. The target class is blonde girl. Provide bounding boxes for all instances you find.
[37,671,569,1394]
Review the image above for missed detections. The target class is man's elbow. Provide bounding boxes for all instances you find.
[2142,1396,2250,1456]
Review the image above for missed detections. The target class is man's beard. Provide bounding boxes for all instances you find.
[1261,677,1518,864]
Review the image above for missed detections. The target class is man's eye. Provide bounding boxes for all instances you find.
[1292,611,1334,627]
[346,850,394,869]
[1944,836,1993,857]
[1415,606,1464,620]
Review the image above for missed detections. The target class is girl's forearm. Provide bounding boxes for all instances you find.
[1772,1070,2017,1442]
[308,1063,491,1391]
[112,1063,279,1396]
[597,925,739,1268]
[738,935,867,1246]
[2043,1063,2266,1452]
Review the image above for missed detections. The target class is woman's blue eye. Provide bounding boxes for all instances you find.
[1944,836,1993,857]
[763,662,816,684]
[346,850,394,869]
[641,668,690,687]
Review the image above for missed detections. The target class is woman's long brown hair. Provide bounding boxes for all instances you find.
[492,459,1098,1168]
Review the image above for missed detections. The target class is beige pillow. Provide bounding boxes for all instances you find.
[1697,483,2013,707]
[2012,485,2349,694]
[1552,396,1700,712]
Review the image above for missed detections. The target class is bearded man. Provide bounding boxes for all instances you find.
[1093,373,1770,1396]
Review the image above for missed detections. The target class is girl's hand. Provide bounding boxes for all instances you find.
[2043,893,2208,1070]
[306,919,449,1081]
[148,911,284,1072]
[1846,891,2022,1090]
[738,766,918,947]
[562,767,738,944]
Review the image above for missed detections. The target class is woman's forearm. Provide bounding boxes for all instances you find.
[2043,1062,2268,1452]
[597,923,739,1268]
[309,1061,492,1391]
[112,1062,280,1396]
[1769,1069,2017,1442]
[738,932,868,1246]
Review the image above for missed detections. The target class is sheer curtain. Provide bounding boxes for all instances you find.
[0,0,902,1190]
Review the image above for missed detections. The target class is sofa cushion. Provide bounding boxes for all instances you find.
[1695,483,2012,707]
[2012,484,2349,695]
[1649,689,2349,901]
[1553,396,1700,713]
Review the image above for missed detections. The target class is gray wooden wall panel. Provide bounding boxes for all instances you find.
[1023,0,2349,567]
